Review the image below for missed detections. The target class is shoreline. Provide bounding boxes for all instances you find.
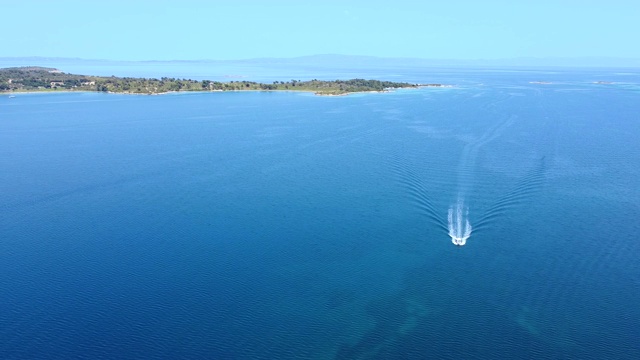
[1,84,452,97]
[1,88,428,97]
[0,89,388,97]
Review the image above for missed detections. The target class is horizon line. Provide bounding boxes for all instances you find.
[2,54,640,63]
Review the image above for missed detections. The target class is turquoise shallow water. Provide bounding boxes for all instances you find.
[1,69,639,359]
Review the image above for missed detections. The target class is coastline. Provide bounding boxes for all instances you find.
[1,88,425,97]
[1,90,100,97]
[1,84,451,97]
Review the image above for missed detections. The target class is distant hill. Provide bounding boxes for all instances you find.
[3,55,640,68]
[6,66,59,72]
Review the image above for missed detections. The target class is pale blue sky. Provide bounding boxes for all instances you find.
[3,0,639,60]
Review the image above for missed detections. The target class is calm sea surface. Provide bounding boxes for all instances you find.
[1,68,639,359]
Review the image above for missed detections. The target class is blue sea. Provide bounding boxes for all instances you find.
[1,68,639,359]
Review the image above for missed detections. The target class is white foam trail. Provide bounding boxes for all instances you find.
[447,115,514,246]
[448,200,472,246]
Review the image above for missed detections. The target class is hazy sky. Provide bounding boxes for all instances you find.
[3,0,639,61]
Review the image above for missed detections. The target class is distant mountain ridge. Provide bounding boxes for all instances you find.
[2,55,640,68]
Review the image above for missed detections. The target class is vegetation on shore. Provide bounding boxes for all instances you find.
[0,67,444,95]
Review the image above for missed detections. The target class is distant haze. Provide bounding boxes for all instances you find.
[2,55,640,69]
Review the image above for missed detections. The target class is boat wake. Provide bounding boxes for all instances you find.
[395,100,547,247]
[446,115,515,246]
[473,156,548,232]
[448,199,472,246]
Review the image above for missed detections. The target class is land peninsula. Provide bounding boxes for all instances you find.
[0,67,446,96]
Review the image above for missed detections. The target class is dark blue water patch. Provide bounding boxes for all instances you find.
[335,193,640,359]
